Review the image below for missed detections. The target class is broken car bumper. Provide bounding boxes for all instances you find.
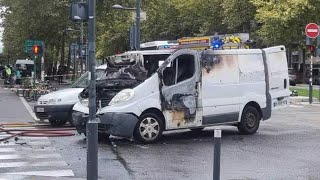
[72,111,139,138]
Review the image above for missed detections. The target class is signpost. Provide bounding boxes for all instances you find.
[305,23,320,104]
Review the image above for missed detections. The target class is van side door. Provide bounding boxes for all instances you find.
[159,49,201,129]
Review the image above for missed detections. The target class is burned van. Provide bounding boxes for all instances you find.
[72,46,290,143]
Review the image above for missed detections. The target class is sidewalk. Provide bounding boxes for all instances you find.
[290,96,320,104]
[0,87,34,123]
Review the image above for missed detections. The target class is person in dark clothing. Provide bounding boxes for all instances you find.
[57,67,63,85]
[52,66,57,81]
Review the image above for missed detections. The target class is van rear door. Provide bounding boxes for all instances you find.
[263,46,290,110]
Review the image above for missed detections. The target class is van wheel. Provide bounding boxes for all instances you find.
[134,113,164,143]
[49,119,67,127]
[237,106,260,135]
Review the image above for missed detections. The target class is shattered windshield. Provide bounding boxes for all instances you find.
[107,54,138,67]
[71,69,105,88]
[103,53,171,81]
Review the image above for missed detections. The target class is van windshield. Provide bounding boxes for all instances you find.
[71,69,105,88]
[105,53,171,80]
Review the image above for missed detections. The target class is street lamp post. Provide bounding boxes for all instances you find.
[87,0,98,179]
[112,0,141,50]
[135,0,141,50]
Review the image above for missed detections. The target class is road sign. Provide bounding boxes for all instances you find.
[24,40,44,53]
[305,23,319,39]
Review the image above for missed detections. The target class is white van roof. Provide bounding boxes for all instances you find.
[206,49,262,55]
[121,49,176,56]
[15,59,34,65]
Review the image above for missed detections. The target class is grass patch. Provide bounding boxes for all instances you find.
[290,87,320,99]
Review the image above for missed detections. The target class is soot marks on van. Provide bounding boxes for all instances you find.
[170,94,197,121]
[201,52,220,73]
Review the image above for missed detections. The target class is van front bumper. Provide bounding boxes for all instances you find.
[72,111,139,138]
[34,104,73,121]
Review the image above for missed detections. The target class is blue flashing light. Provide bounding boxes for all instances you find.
[212,40,223,50]
[163,45,170,49]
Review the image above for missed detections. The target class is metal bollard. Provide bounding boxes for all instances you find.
[213,128,221,180]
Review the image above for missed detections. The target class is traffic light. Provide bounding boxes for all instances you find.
[309,45,315,54]
[32,45,42,54]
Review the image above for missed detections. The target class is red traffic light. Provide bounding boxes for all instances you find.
[32,45,41,54]
[309,45,315,53]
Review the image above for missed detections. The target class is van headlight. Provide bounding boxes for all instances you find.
[109,89,135,105]
[80,98,89,107]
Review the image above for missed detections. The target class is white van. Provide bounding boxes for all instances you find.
[72,46,290,143]
[34,64,107,126]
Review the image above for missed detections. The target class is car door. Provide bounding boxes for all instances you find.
[159,49,202,129]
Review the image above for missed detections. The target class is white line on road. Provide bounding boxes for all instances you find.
[2,170,74,177]
[0,160,68,168]
[0,148,15,153]
[0,153,61,160]
[19,97,40,122]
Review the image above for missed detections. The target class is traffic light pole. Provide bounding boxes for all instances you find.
[309,55,313,104]
[87,0,98,180]
[33,55,37,100]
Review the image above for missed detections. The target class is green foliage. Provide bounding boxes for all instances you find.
[2,0,320,63]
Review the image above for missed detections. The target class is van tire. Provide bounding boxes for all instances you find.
[237,106,260,135]
[49,119,67,127]
[134,113,164,144]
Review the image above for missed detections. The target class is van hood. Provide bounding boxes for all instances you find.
[39,88,84,103]
[79,65,147,108]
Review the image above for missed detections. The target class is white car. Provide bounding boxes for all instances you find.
[34,64,107,126]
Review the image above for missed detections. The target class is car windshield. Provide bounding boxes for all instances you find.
[71,69,105,88]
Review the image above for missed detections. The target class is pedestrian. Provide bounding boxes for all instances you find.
[16,68,22,85]
[57,67,63,85]
[4,65,12,85]
[52,66,57,81]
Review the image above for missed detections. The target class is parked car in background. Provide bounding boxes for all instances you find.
[34,64,107,126]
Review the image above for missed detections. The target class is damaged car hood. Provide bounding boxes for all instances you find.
[79,66,148,107]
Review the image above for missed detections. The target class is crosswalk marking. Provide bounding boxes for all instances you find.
[0,161,68,168]
[2,170,75,177]
[0,131,75,178]
[0,153,61,160]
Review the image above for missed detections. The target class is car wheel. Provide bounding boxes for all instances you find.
[237,106,260,135]
[49,119,67,127]
[134,113,164,143]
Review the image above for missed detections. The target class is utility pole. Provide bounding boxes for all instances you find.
[309,54,313,104]
[135,0,141,50]
[81,22,84,73]
[87,0,98,179]
[80,0,84,73]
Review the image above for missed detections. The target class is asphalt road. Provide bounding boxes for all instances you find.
[50,104,320,180]
[1,87,320,179]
